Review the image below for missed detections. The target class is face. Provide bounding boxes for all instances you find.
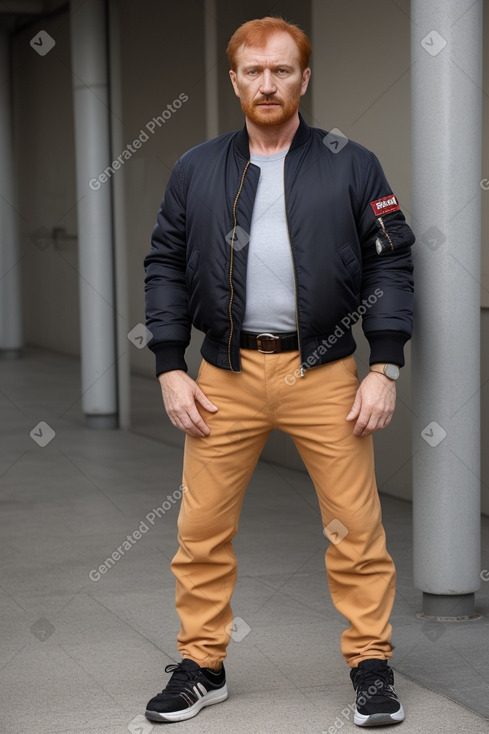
[229,32,310,127]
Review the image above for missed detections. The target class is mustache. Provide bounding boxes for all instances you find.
[254,97,282,105]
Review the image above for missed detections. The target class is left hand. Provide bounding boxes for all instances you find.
[346,371,396,437]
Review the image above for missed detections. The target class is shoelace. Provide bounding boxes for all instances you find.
[353,668,396,699]
[162,663,201,694]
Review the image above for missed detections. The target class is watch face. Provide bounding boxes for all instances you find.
[385,364,400,380]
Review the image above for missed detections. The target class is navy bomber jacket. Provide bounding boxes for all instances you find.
[144,114,415,377]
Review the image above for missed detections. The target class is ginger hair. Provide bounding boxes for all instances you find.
[226,17,311,72]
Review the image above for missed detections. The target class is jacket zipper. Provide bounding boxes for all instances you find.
[377,216,394,251]
[227,161,251,371]
[283,159,304,377]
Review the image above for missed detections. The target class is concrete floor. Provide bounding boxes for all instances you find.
[1,347,488,734]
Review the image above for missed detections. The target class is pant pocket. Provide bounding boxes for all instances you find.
[338,354,359,381]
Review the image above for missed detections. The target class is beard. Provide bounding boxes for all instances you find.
[240,93,300,127]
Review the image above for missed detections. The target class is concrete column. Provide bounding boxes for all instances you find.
[108,0,130,429]
[0,27,22,358]
[204,0,219,140]
[411,0,482,616]
[70,0,117,428]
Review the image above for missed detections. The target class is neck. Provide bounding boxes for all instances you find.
[246,113,300,156]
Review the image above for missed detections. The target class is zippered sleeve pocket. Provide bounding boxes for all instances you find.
[374,211,415,255]
[356,152,416,256]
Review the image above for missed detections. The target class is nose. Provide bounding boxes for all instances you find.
[260,68,276,95]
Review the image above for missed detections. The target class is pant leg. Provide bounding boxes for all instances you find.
[273,352,396,668]
[171,354,273,669]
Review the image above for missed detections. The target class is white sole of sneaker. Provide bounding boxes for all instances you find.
[145,684,229,722]
[354,703,405,727]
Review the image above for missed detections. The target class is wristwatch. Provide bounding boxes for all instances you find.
[370,363,400,381]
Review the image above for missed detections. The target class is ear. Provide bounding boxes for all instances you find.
[229,69,240,98]
[300,67,311,97]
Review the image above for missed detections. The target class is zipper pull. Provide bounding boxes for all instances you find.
[300,365,305,378]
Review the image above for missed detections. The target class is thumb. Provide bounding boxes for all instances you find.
[194,386,218,412]
[346,389,361,421]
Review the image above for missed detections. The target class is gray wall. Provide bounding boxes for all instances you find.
[14,11,79,356]
[114,0,207,377]
[12,0,489,513]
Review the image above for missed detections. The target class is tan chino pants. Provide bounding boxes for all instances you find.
[170,349,396,669]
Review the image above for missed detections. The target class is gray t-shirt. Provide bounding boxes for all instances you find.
[242,147,297,333]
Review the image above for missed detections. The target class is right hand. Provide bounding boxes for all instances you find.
[158,369,218,437]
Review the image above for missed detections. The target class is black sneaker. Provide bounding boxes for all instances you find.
[350,658,404,727]
[145,658,228,723]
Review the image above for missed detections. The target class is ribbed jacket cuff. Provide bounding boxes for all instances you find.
[150,342,188,377]
[366,330,410,368]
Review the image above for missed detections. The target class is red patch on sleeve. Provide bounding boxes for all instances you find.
[370,194,400,216]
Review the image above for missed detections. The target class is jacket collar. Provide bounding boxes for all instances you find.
[234,111,311,159]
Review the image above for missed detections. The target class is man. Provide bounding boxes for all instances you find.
[143,16,414,728]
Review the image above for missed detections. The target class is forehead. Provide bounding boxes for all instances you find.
[235,31,300,67]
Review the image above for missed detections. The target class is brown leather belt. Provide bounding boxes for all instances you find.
[240,331,299,353]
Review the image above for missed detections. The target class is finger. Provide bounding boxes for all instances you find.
[346,393,361,421]
[379,414,392,430]
[181,419,208,438]
[169,407,210,437]
[358,423,375,437]
[185,425,208,438]
[361,412,386,436]
[195,387,218,412]
[184,405,212,437]
[353,408,380,436]
[168,414,181,431]
[360,423,377,437]
[353,415,369,436]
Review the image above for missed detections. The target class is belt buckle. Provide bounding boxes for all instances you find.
[256,332,280,354]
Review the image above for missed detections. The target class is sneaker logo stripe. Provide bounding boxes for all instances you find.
[192,684,206,699]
